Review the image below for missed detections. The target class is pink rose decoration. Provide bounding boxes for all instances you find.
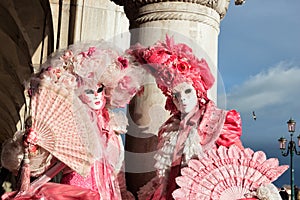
[87,47,96,56]
[61,50,74,61]
[128,35,215,104]
[80,51,88,58]
[146,49,171,64]
[176,60,190,73]
[118,76,136,99]
[57,73,77,89]
[80,47,96,58]
[118,76,131,90]
[117,56,129,70]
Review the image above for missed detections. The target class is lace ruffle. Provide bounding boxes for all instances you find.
[154,128,203,178]
[198,101,227,152]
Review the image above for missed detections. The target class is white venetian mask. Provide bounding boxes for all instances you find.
[172,82,198,114]
[84,85,105,110]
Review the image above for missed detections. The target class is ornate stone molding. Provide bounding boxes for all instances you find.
[114,0,245,22]
[136,2,220,31]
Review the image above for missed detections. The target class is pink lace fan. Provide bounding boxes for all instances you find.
[173,145,288,200]
[29,80,102,177]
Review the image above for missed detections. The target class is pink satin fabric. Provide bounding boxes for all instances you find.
[60,152,122,200]
[60,166,98,192]
[2,183,100,200]
[216,109,242,148]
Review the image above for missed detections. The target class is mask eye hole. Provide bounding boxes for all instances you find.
[85,89,94,94]
[185,89,191,94]
[97,84,105,93]
[97,87,103,93]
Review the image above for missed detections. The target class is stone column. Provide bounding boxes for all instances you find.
[113,0,245,196]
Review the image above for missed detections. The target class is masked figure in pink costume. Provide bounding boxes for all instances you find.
[1,42,144,200]
[50,43,145,200]
[128,36,243,200]
[60,84,124,200]
[60,81,136,199]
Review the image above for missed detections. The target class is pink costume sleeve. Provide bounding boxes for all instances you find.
[216,109,243,148]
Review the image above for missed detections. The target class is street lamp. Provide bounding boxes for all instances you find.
[278,118,300,200]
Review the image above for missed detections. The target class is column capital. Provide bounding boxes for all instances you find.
[114,0,245,25]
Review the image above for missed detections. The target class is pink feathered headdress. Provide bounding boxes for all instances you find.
[128,36,215,113]
[30,41,146,108]
[129,35,215,99]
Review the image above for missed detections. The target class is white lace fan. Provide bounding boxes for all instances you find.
[29,79,102,177]
[173,145,288,200]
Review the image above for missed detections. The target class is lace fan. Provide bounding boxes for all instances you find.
[29,80,102,176]
[173,145,288,200]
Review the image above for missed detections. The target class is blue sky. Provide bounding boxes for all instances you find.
[218,0,300,187]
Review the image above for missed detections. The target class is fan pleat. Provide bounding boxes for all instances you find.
[252,151,267,164]
[173,145,289,200]
[30,83,97,176]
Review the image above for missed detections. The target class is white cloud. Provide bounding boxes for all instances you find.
[226,61,300,113]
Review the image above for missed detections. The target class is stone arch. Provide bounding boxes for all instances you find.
[0,0,54,144]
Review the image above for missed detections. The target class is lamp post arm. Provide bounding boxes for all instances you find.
[281,147,290,157]
[293,142,300,155]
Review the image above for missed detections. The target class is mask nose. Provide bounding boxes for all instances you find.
[180,94,186,103]
[94,90,98,96]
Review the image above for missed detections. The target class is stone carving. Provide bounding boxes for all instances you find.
[114,0,245,24]
[136,2,220,28]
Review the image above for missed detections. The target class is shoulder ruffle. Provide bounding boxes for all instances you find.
[216,109,242,147]
[198,101,227,153]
